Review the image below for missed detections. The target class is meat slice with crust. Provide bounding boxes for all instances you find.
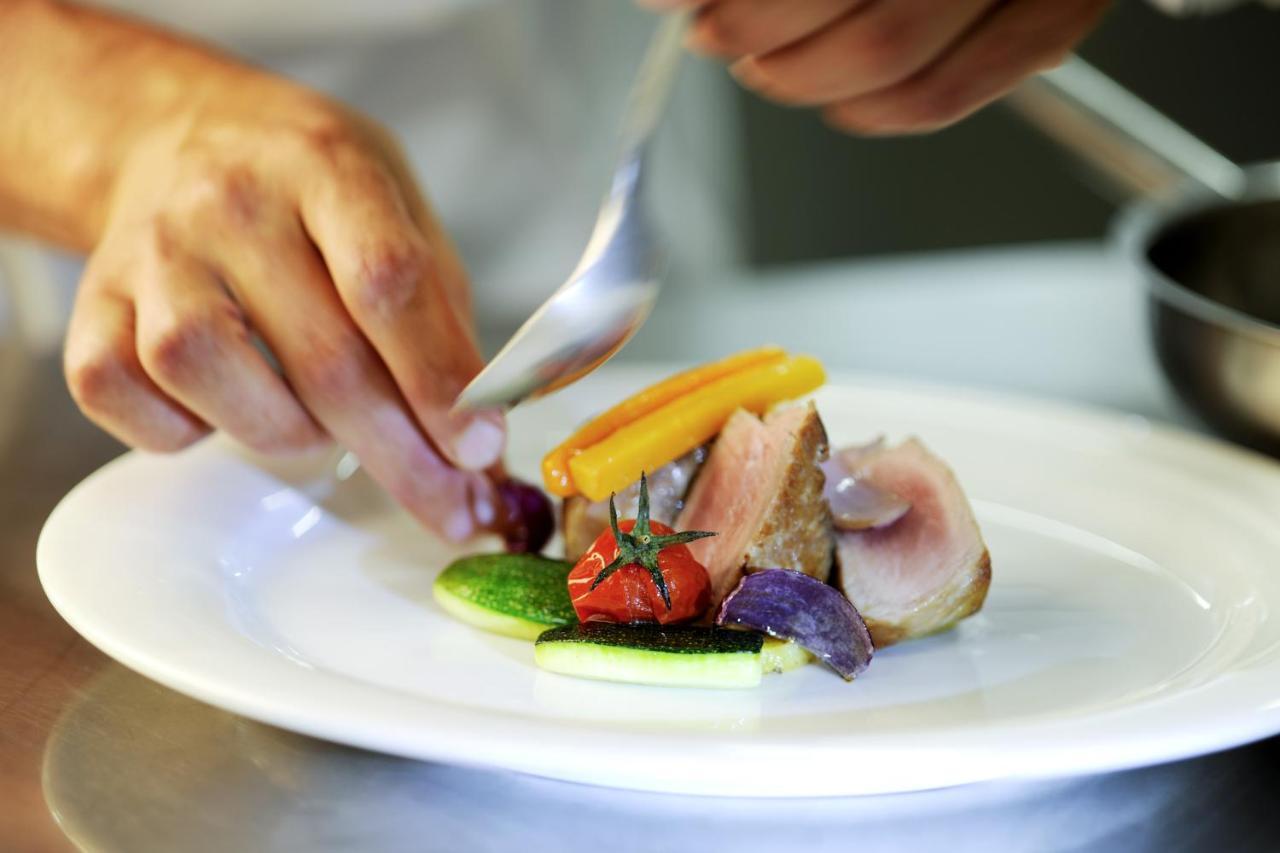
[833,438,990,646]
[677,403,833,607]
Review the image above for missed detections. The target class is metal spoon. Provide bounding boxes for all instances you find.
[454,13,688,412]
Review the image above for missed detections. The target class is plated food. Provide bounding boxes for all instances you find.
[433,347,991,688]
[44,363,1280,793]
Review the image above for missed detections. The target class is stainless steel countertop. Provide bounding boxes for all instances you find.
[5,244,1280,853]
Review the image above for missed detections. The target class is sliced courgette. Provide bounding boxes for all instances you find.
[534,623,764,688]
[433,554,576,640]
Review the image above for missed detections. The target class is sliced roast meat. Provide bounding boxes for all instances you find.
[834,438,990,647]
[561,447,707,562]
[677,403,833,607]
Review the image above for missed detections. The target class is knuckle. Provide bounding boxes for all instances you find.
[296,122,357,165]
[140,312,223,382]
[288,104,378,167]
[176,166,263,229]
[65,349,130,413]
[350,238,432,317]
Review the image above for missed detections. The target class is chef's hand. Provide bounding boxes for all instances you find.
[1,1,503,540]
[75,92,505,539]
[641,0,1110,134]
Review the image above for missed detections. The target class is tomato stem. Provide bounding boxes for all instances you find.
[587,472,715,609]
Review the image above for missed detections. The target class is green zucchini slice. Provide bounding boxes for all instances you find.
[433,554,576,640]
[534,623,765,688]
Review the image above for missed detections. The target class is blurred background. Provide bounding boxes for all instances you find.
[737,2,1280,264]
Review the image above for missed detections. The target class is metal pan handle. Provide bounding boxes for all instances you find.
[1004,56,1245,202]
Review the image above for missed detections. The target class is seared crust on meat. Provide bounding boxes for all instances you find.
[851,549,991,647]
[742,404,833,583]
[679,402,835,607]
[834,437,991,647]
[561,495,601,563]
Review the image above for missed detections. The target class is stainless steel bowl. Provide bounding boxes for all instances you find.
[1008,59,1280,456]
[1117,168,1280,455]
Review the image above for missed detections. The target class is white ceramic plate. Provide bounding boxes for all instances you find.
[38,368,1280,797]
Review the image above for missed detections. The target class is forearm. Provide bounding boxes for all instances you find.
[0,0,260,250]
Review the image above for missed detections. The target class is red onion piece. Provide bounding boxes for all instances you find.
[496,478,554,554]
[822,443,911,531]
[717,569,873,680]
[826,477,911,531]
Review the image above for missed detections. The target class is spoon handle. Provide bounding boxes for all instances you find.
[617,12,689,163]
[1005,55,1245,202]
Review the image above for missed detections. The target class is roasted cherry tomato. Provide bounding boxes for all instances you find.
[567,474,715,625]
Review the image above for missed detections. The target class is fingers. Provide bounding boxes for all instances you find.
[222,225,497,540]
[688,0,866,60]
[824,0,1110,134]
[132,250,326,455]
[64,273,209,452]
[64,102,504,539]
[730,0,999,106]
[365,128,476,324]
[295,148,505,472]
[652,0,1109,136]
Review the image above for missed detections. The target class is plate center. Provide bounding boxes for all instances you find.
[220,499,1223,735]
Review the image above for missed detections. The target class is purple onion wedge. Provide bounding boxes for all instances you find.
[717,569,873,680]
[495,477,554,554]
[822,450,911,532]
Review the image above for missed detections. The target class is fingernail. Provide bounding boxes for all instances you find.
[451,415,505,470]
